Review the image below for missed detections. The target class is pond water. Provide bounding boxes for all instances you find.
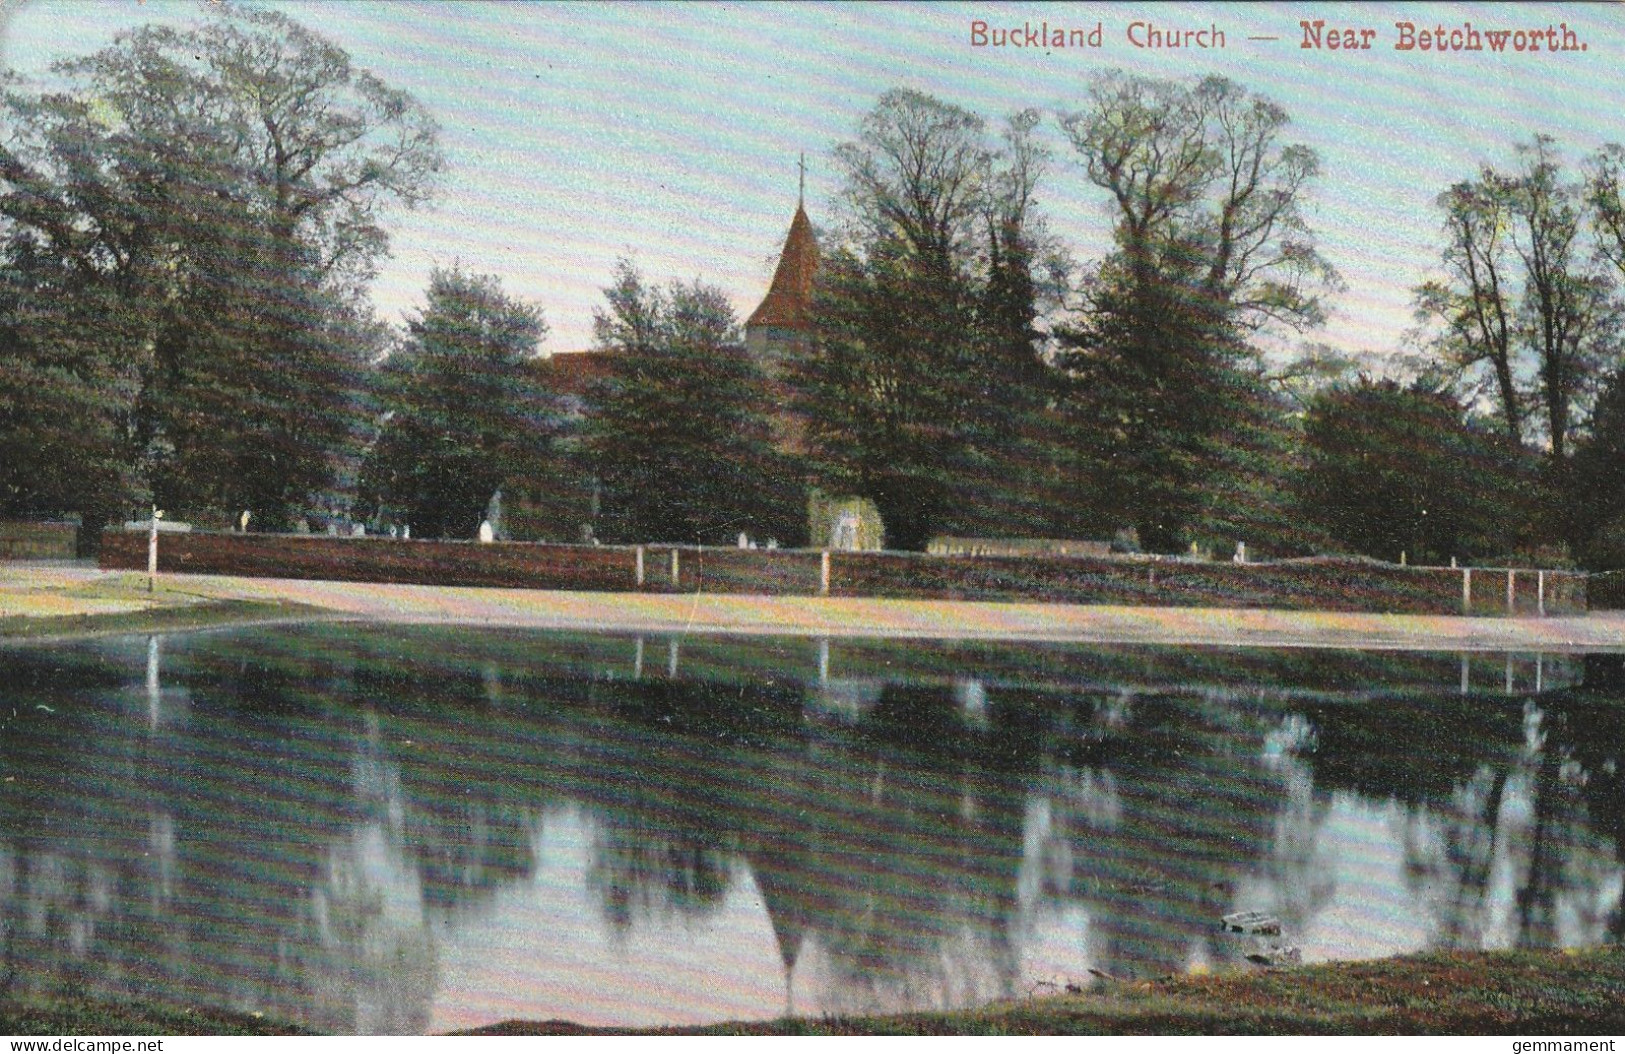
[1,625,1622,1033]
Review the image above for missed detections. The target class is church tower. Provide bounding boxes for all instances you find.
[744,162,884,550]
[745,162,819,386]
[745,160,819,456]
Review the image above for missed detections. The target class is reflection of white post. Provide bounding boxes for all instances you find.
[1505,652,1514,695]
[820,550,831,596]
[633,636,644,679]
[1460,654,1470,696]
[818,637,830,686]
[1536,653,1544,694]
[667,638,679,679]
[146,634,161,730]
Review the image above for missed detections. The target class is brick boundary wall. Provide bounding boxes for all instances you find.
[98,530,1589,617]
[1590,570,1625,611]
[0,521,77,560]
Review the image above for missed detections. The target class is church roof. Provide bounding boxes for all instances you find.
[536,350,613,398]
[746,204,818,331]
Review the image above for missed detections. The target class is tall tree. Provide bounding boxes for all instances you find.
[0,8,441,527]
[1416,137,1620,461]
[1588,142,1625,286]
[798,90,1060,550]
[957,108,1072,539]
[0,242,143,530]
[586,261,802,546]
[1299,379,1534,565]
[359,267,549,539]
[1056,72,1334,551]
[358,268,549,540]
[1414,176,1523,446]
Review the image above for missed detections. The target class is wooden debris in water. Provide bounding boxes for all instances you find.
[1221,910,1282,935]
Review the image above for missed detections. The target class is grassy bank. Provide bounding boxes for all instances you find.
[0,597,327,642]
[0,565,328,642]
[5,947,1622,1036]
[0,998,305,1037]
[483,946,1625,1035]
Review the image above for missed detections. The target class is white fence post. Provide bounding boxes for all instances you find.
[670,547,680,587]
[1537,570,1545,617]
[1462,567,1471,615]
[147,506,160,593]
[635,545,645,587]
[1506,568,1516,615]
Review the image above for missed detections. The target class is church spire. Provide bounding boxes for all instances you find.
[746,163,819,333]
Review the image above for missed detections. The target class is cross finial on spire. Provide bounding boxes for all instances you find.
[797,152,806,208]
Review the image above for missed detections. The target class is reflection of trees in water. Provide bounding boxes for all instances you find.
[1307,690,1624,956]
[1019,690,1293,981]
[5,630,1625,1032]
[0,656,439,1033]
[589,818,734,932]
[752,699,1028,1018]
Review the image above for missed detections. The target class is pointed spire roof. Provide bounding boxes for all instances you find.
[747,202,819,332]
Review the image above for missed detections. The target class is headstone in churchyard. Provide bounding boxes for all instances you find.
[403,525,410,539]
[833,511,860,551]
[738,532,749,549]
[351,523,365,537]
[479,520,494,543]
[239,510,250,532]
[484,489,504,540]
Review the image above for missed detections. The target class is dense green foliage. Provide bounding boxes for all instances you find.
[1055,73,1333,554]
[586,262,803,546]
[0,8,439,530]
[357,269,550,539]
[794,90,1065,551]
[1566,368,1625,568]
[1299,380,1534,564]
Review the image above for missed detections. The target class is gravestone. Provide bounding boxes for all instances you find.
[833,511,860,551]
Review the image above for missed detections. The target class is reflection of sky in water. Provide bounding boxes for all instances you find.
[429,807,783,1031]
[0,626,1621,1033]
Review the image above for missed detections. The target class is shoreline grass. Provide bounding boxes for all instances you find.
[4,947,1622,1036]
[0,597,330,644]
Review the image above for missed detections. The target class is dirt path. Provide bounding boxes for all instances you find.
[5,563,1618,651]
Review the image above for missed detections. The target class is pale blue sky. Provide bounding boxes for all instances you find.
[4,1,1623,363]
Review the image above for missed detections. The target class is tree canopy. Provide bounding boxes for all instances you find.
[1415,136,1621,460]
[797,89,1064,551]
[1055,72,1335,552]
[1299,379,1534,565]
[0,7,440,529]
[586,262,803,546]
[358,268,550,539]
